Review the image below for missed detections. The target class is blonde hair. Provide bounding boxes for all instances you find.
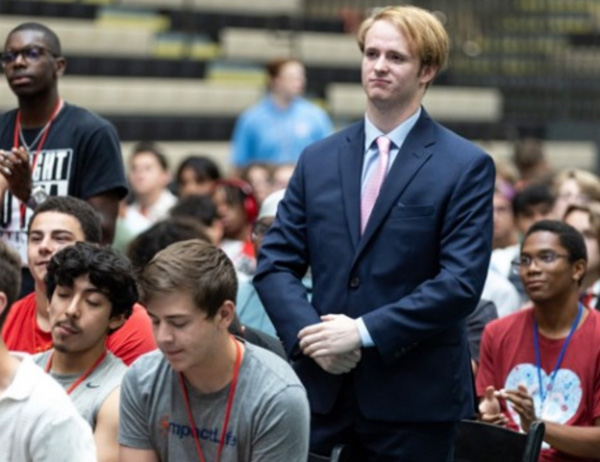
[564,201,600,247]
[357,6,449,76]
[494,158,520,186]
[553,169,600,203]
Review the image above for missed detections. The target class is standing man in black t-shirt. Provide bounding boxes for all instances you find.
[0,22,127,294]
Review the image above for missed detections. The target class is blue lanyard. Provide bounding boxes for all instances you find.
[533,303,583,407]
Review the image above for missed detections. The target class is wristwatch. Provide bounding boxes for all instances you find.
[26,186,49,210]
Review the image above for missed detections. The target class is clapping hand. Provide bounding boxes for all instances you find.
[501,384,536,432]
[0,147,31,201]
[479,386,509,426]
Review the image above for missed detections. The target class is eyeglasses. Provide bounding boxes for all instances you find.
[0,46,58,66]
[510,251,570,274]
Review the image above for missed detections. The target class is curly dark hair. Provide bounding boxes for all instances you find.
[45,242,138,325]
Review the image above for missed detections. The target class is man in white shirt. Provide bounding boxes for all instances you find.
[127,141,177,226]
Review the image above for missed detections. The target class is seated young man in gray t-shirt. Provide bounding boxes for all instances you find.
[119,239,310,462]
[0,241,96,462]
[35,242,138,462]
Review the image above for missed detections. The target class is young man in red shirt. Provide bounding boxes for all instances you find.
[477,220,600,461]
[1,196,155,364]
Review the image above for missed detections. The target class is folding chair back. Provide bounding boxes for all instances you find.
[453,419,545,462]
[308,444,349,462]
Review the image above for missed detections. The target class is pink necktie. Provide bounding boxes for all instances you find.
[361,136,390,233]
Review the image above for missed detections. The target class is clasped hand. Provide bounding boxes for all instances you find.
[298,314,362,374]
[0,147,32,201]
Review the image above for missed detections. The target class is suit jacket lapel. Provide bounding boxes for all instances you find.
[338,122,364,251]
[355,112,436,261]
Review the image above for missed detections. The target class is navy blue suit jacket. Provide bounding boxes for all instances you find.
[254,109,495,423]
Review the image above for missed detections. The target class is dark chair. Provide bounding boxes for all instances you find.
[308,444,349,462]
[453,419,545,462]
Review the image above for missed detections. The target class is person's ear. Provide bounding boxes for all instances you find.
[54,56,67,77]
[418,64,437,86]
[217,301,235,329]
[0,292,7,318]
[163,171,173,186]
[573,259,586,284]
[108,313,126,332]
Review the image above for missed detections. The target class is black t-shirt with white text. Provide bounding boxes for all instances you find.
[0,102,127,261]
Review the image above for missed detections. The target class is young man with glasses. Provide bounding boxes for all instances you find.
[236,188,285,337]
[0,22,127,295]
[477,220,600,461]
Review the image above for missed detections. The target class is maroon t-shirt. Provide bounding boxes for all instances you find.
[477,307,600,462]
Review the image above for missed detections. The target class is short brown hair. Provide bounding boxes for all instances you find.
[266,58,302,80]
[138,239,237,318]
[28,196,102,244]
[357,6,449,76]
[0,241,21,327]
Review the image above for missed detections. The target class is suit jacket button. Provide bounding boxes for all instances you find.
[350,277,360,288]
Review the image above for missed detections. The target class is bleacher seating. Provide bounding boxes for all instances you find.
[327,84,503,123]
[220,28,361,67]
[0,76,263,116]
[0,16,157,57]
[119,0,302,16]
[0,0,597,171]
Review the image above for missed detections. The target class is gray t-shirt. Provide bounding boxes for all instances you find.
[119,341,309,461]
[35,350,126,429]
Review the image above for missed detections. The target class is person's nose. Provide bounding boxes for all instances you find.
[38,236,54,255]
[374,55,388,73]
[64,297,81,319]
[12,51,27,68]
[155,322,174,344]
[525,257,542,274]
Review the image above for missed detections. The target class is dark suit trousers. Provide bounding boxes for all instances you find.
[310,374,457,462]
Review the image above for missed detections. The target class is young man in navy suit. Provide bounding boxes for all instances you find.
[255,5,495,461]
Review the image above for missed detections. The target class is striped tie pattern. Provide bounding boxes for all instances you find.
[361,136,391,233]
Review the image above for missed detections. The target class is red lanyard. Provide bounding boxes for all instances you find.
[45,349,107,395]
[13,98,63,227]
[178,337,243,462]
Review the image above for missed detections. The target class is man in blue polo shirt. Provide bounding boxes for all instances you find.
[232,58,333,169]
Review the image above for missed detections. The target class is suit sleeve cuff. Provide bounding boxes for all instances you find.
[356,317,375,347]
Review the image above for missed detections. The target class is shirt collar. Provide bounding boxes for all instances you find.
[364,106,422,151]
[266,94,299,111]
